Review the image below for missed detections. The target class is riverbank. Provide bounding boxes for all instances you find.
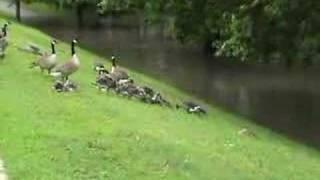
[2,0,320,149]
[1,15,320,180]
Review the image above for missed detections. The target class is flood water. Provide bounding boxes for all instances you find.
[1,2,320,148]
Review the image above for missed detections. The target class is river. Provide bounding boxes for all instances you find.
[1,1,320,149]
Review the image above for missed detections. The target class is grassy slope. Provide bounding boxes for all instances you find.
[0,15,320,180]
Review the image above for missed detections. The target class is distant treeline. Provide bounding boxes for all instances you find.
[15,0,320,68]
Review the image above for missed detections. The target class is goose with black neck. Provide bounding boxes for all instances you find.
[51,39,80,81]
[30,39,58,74]
[109,55,129,81]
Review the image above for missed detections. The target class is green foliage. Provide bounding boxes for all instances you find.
[97,0,320,66]
[24,0,320,66]
[98,0,131,12]
[25,0,101,7]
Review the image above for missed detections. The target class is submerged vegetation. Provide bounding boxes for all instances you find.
[1,14,320,179]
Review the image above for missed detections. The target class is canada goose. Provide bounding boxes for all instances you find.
[116,79,134,87]
[176,101,207,115]
[97,68,109,75]
[51,39,79,81]
[138,86,171,106]
[53,79,78,92]
[93,61,106,72]
[0,23,9,58]
[150,92,172,107]
[115,78,134,90]
[30,40,58,74]
[141,86,154,96]
[110,56,129,81]
[0,23,8,39]
[93,68,116,91]
[53,80,64,92]
[94,57,132,84]
[115,80,144,98]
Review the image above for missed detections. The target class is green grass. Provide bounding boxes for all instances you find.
[0,15,320,180]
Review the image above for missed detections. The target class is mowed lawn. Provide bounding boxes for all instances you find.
[0,15,320,180]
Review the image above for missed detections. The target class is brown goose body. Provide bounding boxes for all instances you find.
[110,69,129,81]
[54,54,80,79]
[31,40,57,73]
[110,56,129,81]
[94,70,116,90]
[52,39,79,80]
[37,53,57,71]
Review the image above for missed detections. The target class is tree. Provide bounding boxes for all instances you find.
[141,0,320,67]
[25,0,101,27]
[32,0,320,68]
[11,0,21,21]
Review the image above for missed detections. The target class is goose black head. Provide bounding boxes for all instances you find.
[72,38,78,44]
[71,38,78,55]
[98,69,109,75]
[94,64,105,72]
[51,39,57,45]
[93,61,105,72]
[111,55,116,67]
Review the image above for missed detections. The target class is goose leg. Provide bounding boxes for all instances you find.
[65,76,69,82]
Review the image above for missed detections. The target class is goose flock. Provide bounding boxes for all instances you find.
[1,22,207,115]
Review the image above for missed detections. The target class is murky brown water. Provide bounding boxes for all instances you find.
[1,1,320,148]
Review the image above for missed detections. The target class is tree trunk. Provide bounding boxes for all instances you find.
[285,58,293,69]
[76,3,85,28]
[203,39,214,56]
[303,58,312,69]
[203,31,221,56]
[58,0,64,10]
[262,54,270,64]
[15,0,21,22]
